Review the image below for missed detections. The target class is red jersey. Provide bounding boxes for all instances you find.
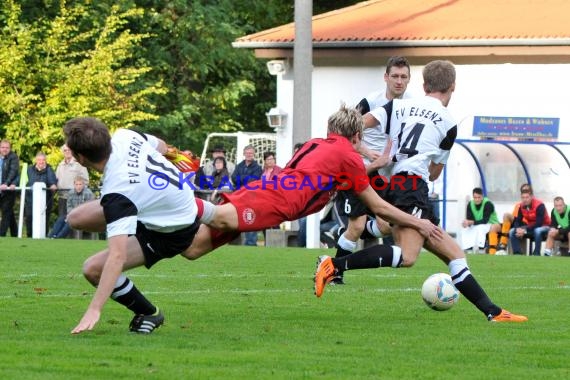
[519,198,551,227]
[222,133,368,231]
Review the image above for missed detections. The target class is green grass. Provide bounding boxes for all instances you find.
[1,238,569,379]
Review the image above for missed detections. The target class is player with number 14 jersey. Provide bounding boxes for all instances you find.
[369,96,457,183]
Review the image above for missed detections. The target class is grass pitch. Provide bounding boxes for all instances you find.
[0,238,569,379]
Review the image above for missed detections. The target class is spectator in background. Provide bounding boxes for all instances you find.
[509,188,550,255]
[262,151,281,180]
[55,144,89,232]
[202,145,235,177]
[493,183,532,255]
[49,176,94,238]
[232,145,262,246]
[0,139,20,237]
[201,156,232,204]
[24,152,58,237]
[457,187,501,254]
[543,196,570,257]
[195,145,234,200]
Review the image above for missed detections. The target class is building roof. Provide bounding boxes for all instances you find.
[234,0,570,48]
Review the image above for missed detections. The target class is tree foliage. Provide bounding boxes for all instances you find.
[130,0,293,152]
[0,0,165,164]
[0,0,358,162]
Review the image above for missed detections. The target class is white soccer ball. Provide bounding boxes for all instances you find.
[421,273,460,311]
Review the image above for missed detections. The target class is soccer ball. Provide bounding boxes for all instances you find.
[421,273,460,311]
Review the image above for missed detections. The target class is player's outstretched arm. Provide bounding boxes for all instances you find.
[163,146,200,173]
[358,186,443,240]
[71,235,128,334]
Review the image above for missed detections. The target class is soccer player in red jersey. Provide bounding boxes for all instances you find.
[187,105,441,256]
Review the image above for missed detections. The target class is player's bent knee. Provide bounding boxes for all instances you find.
[66,208,81,229]
[82,257,102,284]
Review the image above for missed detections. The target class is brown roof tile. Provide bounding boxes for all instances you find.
[235,0,570,46]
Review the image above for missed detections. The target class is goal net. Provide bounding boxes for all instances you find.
[199,132,277,166]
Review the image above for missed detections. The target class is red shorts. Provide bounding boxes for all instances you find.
[221,185,331,232]
[209,228,241,250]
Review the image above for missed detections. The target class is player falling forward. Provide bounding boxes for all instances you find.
[314,60,527,323]
[65,106,442,334]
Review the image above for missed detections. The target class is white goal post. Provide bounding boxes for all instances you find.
[199,132,277,167]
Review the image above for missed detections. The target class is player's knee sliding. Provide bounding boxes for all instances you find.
[82,258,102,285]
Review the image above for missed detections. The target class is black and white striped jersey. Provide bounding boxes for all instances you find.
[369,96,457,182]
[358,90,412,176]
[100,129,197,237]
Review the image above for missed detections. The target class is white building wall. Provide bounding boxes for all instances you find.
[284,63,570,143]
[272,62,570,239]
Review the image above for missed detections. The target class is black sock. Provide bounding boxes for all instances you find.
[111,276,157,316]
[334,246,352,275]
[359,220,376,240]
[453,273,501,317]
[332,244,402,272]
[334,245,352,259]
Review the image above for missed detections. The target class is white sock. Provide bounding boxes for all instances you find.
[366,219,382,238]
[448,258,470,285]
[338,234,357,252]
[199,200,217,224]
[391,245,403,267]
[111,274,132,299]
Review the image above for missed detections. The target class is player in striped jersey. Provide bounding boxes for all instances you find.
[64,118,200,334]
[332,56,413,285]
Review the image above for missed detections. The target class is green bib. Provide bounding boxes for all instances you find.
[553,206,570,228]
[469,197,499,224]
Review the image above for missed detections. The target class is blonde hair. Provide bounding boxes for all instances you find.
[423,60,456,94]
[327,104,363,138]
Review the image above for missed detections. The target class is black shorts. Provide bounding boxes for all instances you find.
[557,227,570,241]
[136,221,200,268]
[335,175,388,218]
[384,172,438,225]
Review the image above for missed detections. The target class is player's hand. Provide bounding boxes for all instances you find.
[71,308,101,334]
[418,219,443,241]
[164,146,200,173]
[367,150,382,161]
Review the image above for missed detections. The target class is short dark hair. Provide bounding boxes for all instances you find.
[64,117,112,163]
[263,151,275,160]
[386,56,410,74]
[472,187,483,196]
[520,183,533,194]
